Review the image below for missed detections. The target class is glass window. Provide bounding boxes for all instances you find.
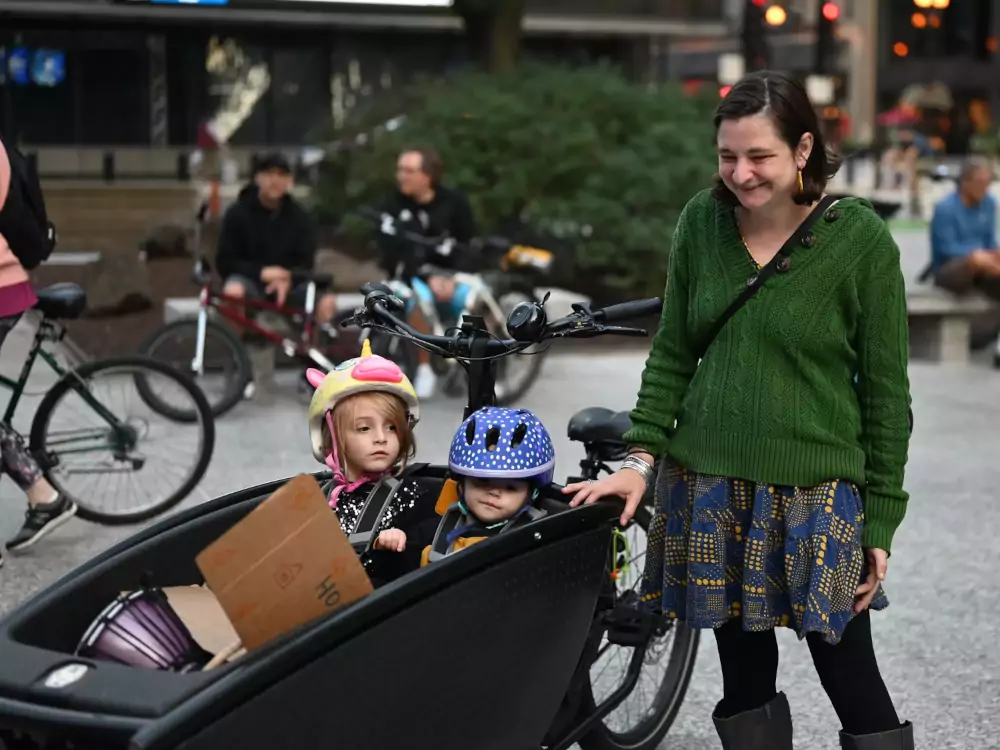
[0,35,75,144]
[78,48,149,145]
[269,46,331,145]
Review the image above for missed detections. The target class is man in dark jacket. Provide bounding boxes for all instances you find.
[216,152,336,325]
[216,152,337,399]
[377,147,478,279]
[377,147,478,397]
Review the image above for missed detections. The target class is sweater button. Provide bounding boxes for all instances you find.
[777,257,790,273]
[825,209,840,222]
[801,233,816,248]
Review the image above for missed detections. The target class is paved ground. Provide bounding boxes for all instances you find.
[1,228,998,748]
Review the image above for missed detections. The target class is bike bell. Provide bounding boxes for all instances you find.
[506,300,546,342]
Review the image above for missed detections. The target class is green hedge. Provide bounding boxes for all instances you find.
[317,61,718,302]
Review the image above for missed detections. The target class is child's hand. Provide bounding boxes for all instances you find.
[374,528,407,552]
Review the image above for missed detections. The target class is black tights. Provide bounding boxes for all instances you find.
[713,611,900,736]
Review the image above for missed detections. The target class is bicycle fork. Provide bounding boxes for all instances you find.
[191,290,209,377]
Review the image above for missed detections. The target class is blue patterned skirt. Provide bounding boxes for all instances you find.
[639,460,888,645]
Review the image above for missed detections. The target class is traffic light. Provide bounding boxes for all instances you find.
[742,0,771,71]
[815,1,841,74]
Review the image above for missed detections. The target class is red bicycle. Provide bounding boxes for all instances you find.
[137,255,360,418]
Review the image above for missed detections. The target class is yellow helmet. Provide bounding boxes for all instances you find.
[306,339,420,463]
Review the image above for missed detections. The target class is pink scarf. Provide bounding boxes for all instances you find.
[324,411,391,508]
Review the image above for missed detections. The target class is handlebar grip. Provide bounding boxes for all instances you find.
[593,298,662,324]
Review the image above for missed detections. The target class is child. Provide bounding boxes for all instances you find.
[305,339,434,584]
[373,406,555,568]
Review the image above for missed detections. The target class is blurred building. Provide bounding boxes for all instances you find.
[0,0,728,152]
[878,0,1000,154]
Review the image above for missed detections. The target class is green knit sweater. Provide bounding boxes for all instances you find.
[624,190,911,552]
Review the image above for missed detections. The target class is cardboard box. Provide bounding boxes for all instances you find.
[164,585,243,660]
[196,474,373,651]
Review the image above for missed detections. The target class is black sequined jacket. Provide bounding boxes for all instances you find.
[330,477,437,587]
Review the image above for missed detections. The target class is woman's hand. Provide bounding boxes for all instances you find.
[562,469,648,527]
[374,528,407,553]
[854,547,888,613]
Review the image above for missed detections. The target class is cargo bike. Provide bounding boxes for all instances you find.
[0,284,699,750]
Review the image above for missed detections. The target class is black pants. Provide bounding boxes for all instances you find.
[713,611,900,736]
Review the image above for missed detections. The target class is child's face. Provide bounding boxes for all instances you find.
[463,477,531,524]
[340,398,401,479]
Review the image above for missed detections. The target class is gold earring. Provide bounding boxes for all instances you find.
[797,169,804,193]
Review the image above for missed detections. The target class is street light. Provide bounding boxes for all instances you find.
[931,0,949,8]
[765,5,787,25]
[913,0,933,8]
[816,1,840,74]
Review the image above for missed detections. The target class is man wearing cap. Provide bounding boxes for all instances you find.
[216,152,338,396]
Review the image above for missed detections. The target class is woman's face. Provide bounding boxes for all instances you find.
[717,113,812,211]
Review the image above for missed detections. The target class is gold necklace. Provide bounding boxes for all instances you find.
[734,215,760,270]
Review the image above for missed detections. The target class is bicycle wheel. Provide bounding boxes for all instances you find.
[138,318,250,419]
[577,503,700,750]
[29,356,215,525]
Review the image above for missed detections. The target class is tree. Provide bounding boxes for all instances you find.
[318,62,719,303]
[453,0,527,74]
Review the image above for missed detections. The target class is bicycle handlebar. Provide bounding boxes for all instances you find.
[592,297,663,324]
[342,283,662,360]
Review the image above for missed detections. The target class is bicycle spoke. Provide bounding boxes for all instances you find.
[37,359,212,522]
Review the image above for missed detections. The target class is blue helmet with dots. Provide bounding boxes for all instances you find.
[448,406,556,487]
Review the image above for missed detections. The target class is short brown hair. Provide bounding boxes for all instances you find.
[711,70,841,206]
[321,391,416,473]
[401,146,444,184]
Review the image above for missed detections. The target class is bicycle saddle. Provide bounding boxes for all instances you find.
[567,407,632,445]
[33,283,87,320]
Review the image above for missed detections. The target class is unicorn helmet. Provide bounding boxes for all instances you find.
[306,339,420,463]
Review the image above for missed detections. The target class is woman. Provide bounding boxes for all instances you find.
[0,139,78,567]
[565,71,913,748]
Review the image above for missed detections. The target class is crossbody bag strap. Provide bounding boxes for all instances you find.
[698,194,839,359]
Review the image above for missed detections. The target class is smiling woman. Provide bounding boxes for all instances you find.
[564,70,915,749]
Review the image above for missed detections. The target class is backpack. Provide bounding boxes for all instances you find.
[0,136,57,270]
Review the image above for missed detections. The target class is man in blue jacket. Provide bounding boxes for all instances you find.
[931,156,1000,354]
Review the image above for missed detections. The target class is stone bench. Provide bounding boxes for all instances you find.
[907,286,994,363]
[42,252,103,266]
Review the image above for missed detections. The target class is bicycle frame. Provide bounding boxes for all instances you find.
[0,319,130,460]
[192,281,338,374]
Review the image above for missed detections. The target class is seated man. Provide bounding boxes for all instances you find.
[931,156,1000,353]
[216,152,338,395]
[376,146,479,397]
[372,406,554,570]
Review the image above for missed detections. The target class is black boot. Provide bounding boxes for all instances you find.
[840,721,914,749]
[712,692,793,749]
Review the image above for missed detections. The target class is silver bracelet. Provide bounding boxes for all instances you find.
[621,455,654,485]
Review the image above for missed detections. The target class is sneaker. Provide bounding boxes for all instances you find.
[6,495,78,552]
[413,363,437,399]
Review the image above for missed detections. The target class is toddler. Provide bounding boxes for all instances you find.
[374,406,555,567]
